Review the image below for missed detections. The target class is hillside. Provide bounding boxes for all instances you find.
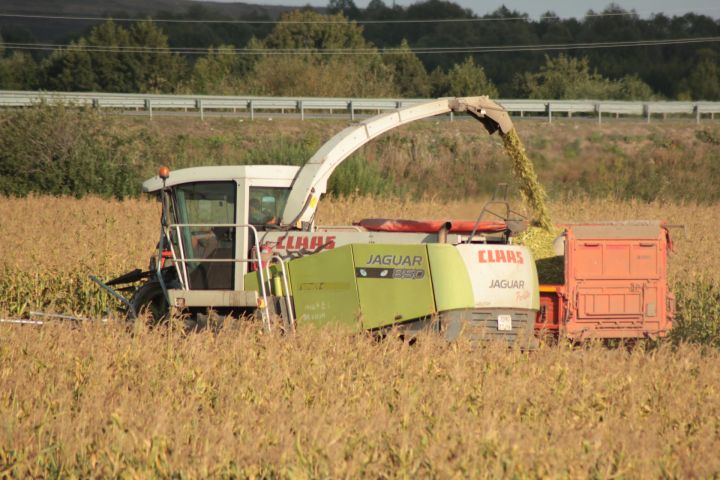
[0,0,291,17]
[0,0,296,42]
[1,1,718,100]
[1,104,719,202]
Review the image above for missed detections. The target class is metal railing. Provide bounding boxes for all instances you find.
[169,222,272,330]
[270,255,295,331]
[1,90,719,123]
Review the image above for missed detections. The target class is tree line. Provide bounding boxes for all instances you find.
[0,0,718,100]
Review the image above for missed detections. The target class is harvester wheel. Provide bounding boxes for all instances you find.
[129,281,169,324]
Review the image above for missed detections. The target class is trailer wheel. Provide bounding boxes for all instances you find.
[129,281,169,324]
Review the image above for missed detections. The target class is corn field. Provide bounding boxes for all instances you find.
[1,195,720,477]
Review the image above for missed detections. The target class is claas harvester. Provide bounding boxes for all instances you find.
[95,97,539,344]
[94,96,674,343]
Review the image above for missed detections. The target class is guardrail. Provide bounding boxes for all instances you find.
[1,90,719,123]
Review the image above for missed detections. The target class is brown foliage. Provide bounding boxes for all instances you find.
[0,195,718,317]
[0,322,719,477]
[1,195,720,475]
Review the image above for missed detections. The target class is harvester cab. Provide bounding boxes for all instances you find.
[142,165,300,292]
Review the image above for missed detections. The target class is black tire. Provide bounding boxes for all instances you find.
[129,281,169,324]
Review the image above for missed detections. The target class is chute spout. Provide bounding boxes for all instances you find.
[455,96,514,135]
[281,96,515,227]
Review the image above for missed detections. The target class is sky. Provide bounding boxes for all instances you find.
[201,0,720,19]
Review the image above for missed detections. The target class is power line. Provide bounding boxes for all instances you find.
[0,7,719,25]
[3,36,719,55]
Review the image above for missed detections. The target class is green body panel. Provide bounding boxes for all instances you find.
[427,244,475,311]
[243,269,260,292]
[243,265,281,294]
[242,242,538,332]
[352,244,436,329]
[287,246,361,330]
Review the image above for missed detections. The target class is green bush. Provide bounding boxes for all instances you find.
[237,136,317,168]
[0,106,401,199]
[670,279,720,347]
[328,154,397,197]
[695,129,720,146]
[2,105,719,203]
[514,55,655,100]
[200,135,398,197]
[0,104,149,198]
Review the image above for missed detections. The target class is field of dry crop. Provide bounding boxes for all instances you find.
[1,195,718,316]
[2,323,720,478]
[1,194,720,477]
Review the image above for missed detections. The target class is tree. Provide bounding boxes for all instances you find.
[445,57,498,97]
[615,75,655,101]
[263,10,368,52]
[327,0,360,19]
[86,20,134,92]
[42,41,96,91]
[0,51,39,90]
[127,21,187,92]
[40,20,186,93]
[247,52,396,97]
[383,39,430,97]
[514,55,597,99]
[679,49,720,100]
[0,33,39,90]
[513,54,654,100]
[366,0,389,14]
[187,45,245,94]
[429,67,449,97]
[248,11,396,97]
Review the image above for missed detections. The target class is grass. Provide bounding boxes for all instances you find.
[2,106,720,202]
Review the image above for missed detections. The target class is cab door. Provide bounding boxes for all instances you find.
[173,181,237,290]
[235,180,291,290]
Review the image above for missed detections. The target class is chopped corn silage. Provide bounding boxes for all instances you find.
[516,226,565,284]
[501,129,553,231]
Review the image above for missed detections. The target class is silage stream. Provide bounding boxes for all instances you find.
[501,128,553,230]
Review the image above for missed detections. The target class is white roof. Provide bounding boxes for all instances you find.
[142,165,301,193]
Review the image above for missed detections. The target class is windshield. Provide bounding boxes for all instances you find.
[173,182,236,290]
[249,187,290,226]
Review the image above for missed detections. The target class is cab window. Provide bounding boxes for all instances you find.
[249,187,290,226]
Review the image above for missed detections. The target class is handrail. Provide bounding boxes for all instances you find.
[270,255,295,331]
[314,225,364,232]
[168,222,271,331]
[1,90,719,123]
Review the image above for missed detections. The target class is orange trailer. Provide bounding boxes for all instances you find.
[536,222,674,340]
